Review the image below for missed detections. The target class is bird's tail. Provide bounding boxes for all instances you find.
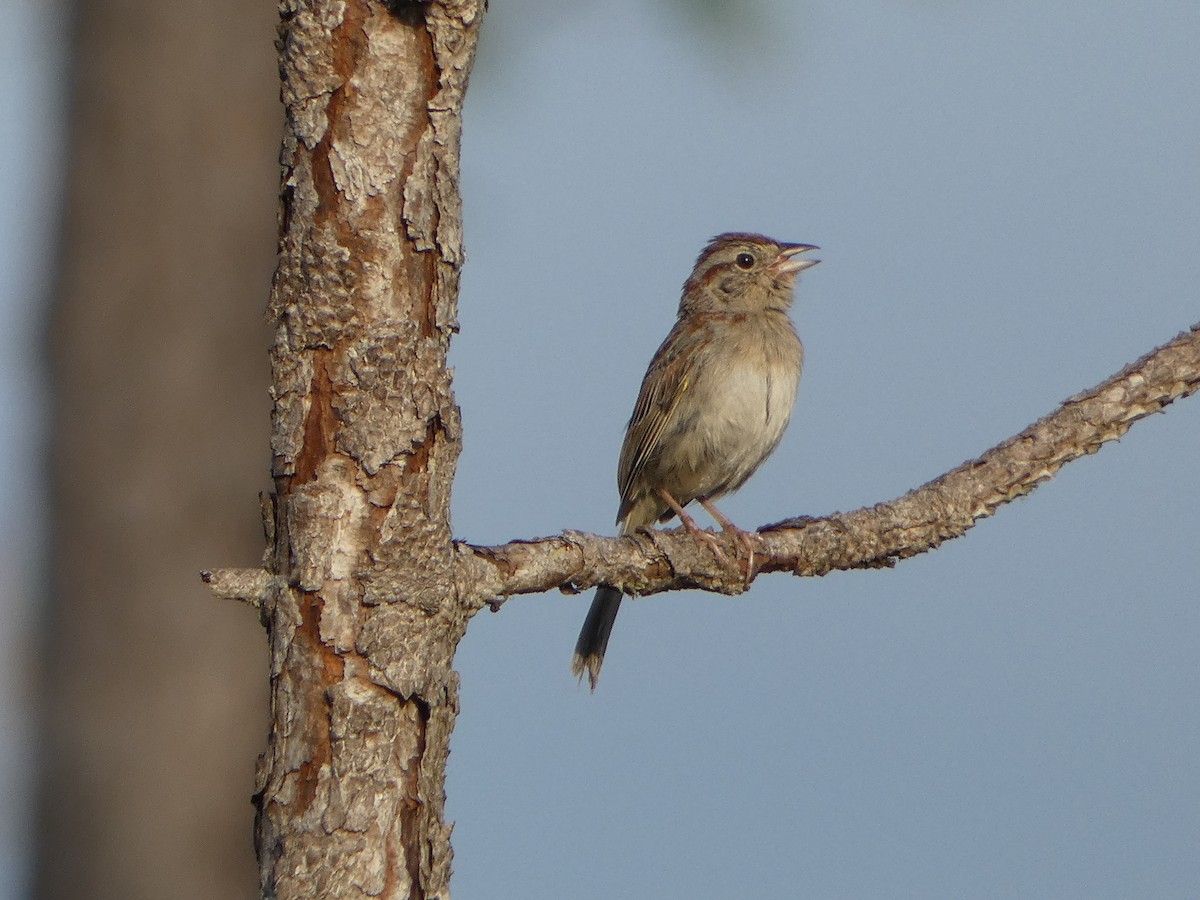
[571,585,623,691]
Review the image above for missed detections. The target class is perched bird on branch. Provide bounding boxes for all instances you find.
[573,232,819,689]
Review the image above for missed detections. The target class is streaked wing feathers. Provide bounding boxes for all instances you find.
[616,320,697,514]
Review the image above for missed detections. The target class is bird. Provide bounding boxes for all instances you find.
[572,232,819,690]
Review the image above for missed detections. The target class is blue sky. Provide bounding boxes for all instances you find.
[4,0,1199,897]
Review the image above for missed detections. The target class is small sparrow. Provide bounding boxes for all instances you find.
[572,232,819,689]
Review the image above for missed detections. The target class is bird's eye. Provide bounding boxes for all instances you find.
[735,252,756,270]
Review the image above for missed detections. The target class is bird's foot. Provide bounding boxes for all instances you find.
[683,519,734,569]
[655,487,732,568]
[656,489,758,584]
[698,497,757,587]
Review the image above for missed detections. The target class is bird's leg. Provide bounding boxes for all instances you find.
[656,488,730,567]
[697,497,757,585]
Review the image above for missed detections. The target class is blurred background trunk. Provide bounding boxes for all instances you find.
[36,3,279,898]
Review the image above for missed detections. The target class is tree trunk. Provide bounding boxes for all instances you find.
[253,2,484,896]
[39,2,279,899]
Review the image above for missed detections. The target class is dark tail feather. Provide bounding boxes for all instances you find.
[571,586,623,691]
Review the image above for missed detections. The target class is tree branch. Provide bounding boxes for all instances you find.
[455,321,1200,607]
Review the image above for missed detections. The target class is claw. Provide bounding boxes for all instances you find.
[698,497,757,586]
[656,487,730,566]
[657,489,757,584]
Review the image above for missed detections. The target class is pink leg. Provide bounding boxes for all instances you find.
[697,497,756,584]
[656,488,730,566]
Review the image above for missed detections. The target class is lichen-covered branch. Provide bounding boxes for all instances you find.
[455,321,1200,605]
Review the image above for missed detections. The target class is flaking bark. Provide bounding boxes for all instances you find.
[255,1,483,897]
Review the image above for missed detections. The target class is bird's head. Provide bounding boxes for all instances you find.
[680,232,819,315]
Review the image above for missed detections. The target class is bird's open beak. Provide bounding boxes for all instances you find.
[771,243,820,275]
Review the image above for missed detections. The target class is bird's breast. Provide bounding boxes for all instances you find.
[656,317,802,501]
[693,352,799,450]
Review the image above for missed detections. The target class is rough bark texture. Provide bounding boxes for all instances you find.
[39,1,278,898]
[253,1,483,897]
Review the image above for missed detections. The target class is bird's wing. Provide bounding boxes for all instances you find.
[616,319,698,515]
